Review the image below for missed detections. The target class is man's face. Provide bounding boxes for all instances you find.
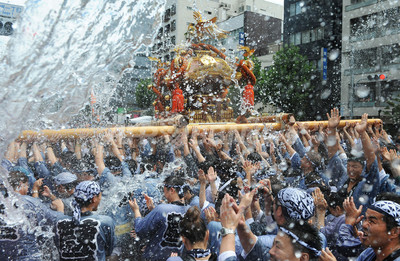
[347,161,363,181]
[360,209,391,249]
[269,231,301,261]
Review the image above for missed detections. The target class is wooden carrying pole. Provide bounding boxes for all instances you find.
[18,119,382,140]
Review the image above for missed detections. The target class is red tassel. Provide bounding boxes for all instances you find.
[172,88,184,113]
[243,84,254,106]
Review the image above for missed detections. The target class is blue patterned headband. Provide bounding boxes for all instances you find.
[164,184,184,197]
[369,200,400,226]
[72,181,101,225]
[279,227,321,257]
[277,187,315,221]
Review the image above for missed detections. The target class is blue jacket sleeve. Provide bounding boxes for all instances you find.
[353,159,380,212]
[292,137,306,158]
[98,168,116,191]
[134,207,160,238]
[327,153,347,189]
[336,224,364,257]
[121,161,132,177]
[290,152,301,171]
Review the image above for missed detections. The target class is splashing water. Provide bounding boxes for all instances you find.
[0,0,166,153]
[0,0,166,256]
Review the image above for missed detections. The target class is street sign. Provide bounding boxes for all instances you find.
[239,32,245,45]
[0,2,23,19]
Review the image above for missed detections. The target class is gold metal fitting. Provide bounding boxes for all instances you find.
[184,99,188,104]
[152,101,157,106]
[165,95,170,101]
[221,47,226,53]
[166,106,171,111]
[147,84,153,90]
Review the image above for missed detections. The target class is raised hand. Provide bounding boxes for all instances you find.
[327,108,341,129]
[343,197,363,232]
[207,166,217,183]
[355,113,368,134]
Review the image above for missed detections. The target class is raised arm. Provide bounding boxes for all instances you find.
[326,108,341,160]
[355,113,375,170]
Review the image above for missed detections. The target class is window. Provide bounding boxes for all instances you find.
[205,10,212,15]
[353,48,378,70]
[171,35,176,45]
[171,4,176,16]
[302,30,310,44]
[164,8,170,22]
[239,6,244,12]
[246,5,251,11]
[289,34,295,45]
[317,27,324,40]
[165,24,170,35]
[296,2,302,15]
[289,3,296,16]
[381,44,400,66]
[294,32,301,45]
[310,29,316,41]
[171,20,176,32]
[187,6,192,10]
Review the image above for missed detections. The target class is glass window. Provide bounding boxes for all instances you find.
[289,3,296,16]
[289,34,295,45]
[317,27,324,40]
[381,44,400,66]
[239,6,244,12]
[310,29,316,41]
[296,2,302,15]
[295,32,301,45]
[353,48,377,70]
[302,30,310,44]
[171,4,176,16]
[246,5,251,11]
[171,20,176,32]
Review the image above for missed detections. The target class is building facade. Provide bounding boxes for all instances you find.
[341,0,400,118]
[152,0,283,62]
[283,0,342,116]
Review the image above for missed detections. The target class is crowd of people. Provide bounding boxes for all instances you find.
[1,108,400,261]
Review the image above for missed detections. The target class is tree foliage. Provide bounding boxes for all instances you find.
[135,78,156,110]
[255,45,315,120]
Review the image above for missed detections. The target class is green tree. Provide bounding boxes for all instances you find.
[135,78,156,110]
[256,45,315,120]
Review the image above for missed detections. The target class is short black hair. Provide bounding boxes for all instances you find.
[7,171,28,190]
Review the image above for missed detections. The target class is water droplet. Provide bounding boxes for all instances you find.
[355,85,370,98]
[321,89,331,99]
[329,49,340,61]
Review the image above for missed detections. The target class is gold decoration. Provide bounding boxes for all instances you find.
[200,55,217,66]
[147,84,153,90]
[165,106,171,111]
[152,101,157,106]
[165,95,171,101]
